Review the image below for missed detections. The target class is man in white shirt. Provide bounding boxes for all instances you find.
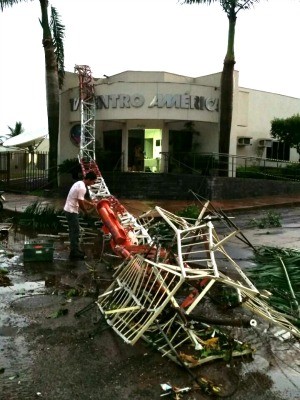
[64,171,97,259]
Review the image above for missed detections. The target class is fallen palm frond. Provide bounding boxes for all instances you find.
[249,246,300,322]
[17,201,64,232]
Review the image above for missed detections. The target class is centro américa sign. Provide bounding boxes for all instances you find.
[70,94,219,112]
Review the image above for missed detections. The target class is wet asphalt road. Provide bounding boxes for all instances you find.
[0,204,300,400]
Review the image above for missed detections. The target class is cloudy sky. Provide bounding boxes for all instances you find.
[0,0,299,136]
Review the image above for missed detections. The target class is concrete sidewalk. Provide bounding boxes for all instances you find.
[3,191,300,217]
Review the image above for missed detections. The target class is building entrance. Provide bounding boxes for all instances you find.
[128,129,162,172]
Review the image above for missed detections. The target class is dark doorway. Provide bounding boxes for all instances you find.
[128,129,144,171]
[97,130,122,171]
[169,129,193,173]
[169,130,193,153]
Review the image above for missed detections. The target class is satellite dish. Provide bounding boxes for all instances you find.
[3,131,47,149]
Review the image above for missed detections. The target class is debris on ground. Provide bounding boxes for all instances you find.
[2,186,300,399]
[87,194,300,396]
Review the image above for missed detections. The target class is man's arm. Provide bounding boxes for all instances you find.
[78,198,95,215]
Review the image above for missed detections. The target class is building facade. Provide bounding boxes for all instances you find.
[59,70,300,174]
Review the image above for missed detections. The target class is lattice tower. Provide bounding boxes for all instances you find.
[74,64,110,197]
[74,65,98,173]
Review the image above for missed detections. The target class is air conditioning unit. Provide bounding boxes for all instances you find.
[237,137,252,146]
[258,139,273,148]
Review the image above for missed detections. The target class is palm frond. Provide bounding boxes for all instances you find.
[7,121,24,137]
[0,0,28,12]
[50,6,65,89]
[19,200,64,232]
[249,246,300,322]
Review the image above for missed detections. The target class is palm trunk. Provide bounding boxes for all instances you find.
[218,10,236,176]
[219,59,235,175]
[40,0,59,188]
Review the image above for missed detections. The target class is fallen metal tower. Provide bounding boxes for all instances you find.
[73,65,300,385]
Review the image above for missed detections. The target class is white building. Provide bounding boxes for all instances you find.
[59,70,300,173]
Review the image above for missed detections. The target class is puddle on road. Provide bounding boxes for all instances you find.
[0,281,45,296]
[0,222,102,395]
[270,369,300,399]
[239,344,300,399]
[0,221,102,324]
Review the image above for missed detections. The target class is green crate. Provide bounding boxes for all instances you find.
[22,242,54,262]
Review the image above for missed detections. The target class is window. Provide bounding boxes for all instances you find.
[266,142,290,161]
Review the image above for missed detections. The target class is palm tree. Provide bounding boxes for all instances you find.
[40,0,65,187]
[0,0,65,187]
[183,0,261,174]
[8,121,24,137]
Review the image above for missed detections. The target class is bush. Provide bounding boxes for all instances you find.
[249,211,282,229]
[58,158,82,179]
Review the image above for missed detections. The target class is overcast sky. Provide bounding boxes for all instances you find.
[0,0,300,136]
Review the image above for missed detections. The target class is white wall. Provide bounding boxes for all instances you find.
[236,88,300,161]
[59,70,300,166]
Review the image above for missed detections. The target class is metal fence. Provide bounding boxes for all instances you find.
[97,152,300,180]
[162,152,300,181]
[0,149,299,193]
[0,151,49,192]
[93,151,300,180]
